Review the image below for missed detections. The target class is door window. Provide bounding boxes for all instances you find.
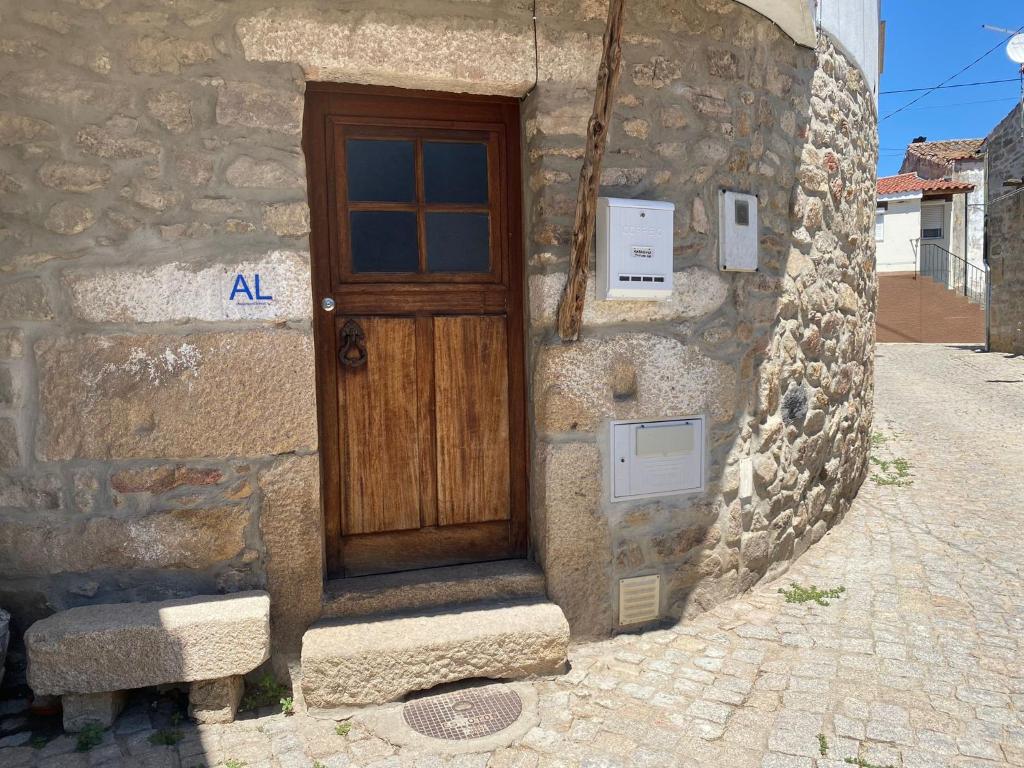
[346,139,415,202]
[339,135,494,276]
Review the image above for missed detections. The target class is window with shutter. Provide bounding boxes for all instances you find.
[921,204,944,239]
[875,212,884,241]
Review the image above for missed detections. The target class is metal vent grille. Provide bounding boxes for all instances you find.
[618,574,660,625]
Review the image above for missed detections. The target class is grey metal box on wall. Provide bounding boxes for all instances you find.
[718,190,759,272]
[610,417,706,502]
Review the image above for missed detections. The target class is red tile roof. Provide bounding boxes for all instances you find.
[904,138,984,164]
[877,172,974,196]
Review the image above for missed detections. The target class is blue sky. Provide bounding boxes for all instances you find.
[878,0,1023,176]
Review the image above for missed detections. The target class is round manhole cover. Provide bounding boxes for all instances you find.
[403,686,523,741]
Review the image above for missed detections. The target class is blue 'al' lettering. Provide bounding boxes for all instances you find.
[229,274,254,301]
[254,273,273,301]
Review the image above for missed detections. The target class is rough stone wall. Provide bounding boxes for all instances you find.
[0,0,603,666]
[984,104,1024,354]
[526,3,877,635]
[0,0,876,660]
[898,151,948,181]
[0,0,323,661]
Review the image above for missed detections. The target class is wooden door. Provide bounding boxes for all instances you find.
[304,84,527,577]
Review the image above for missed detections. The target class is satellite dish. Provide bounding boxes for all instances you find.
[1008,33,1024,64]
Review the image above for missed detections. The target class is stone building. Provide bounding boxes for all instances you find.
[899,138,985,270]
[0,0,880,710]
[982,103,1024,354]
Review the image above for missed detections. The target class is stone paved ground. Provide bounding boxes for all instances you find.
[2,343,1022,768]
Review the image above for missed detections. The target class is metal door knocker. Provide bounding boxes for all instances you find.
[338,319,367,369]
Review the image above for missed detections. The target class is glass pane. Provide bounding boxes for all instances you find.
[346,139,414,202]
[423,142,489,204]
[426,212,490,272]
[350,211,419,272]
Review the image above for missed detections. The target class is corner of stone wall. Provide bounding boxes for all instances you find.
[984,103,1024,354]
[525,5,877,636]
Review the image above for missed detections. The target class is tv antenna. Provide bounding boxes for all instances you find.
[981,25,1024,64]
[982,24,1024,136]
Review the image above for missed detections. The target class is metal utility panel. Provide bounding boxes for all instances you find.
[718,190,759,272]
[596,197,674,300]
[610,417,705,501]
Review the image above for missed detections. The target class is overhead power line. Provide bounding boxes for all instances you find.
[896,96,1019,112]
[880,78,1019,95]
[881,24,1024,122]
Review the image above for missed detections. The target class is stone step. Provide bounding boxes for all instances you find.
[300,600,569,709]
[321,559,546,620]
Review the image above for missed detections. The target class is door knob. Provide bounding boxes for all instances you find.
[321,297,336,311]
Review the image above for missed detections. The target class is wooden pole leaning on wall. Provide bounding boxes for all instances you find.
[556,0,627,342]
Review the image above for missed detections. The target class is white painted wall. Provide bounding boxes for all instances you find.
[954,160,986,269]
[814,0,881,96]
[876,198,920,273]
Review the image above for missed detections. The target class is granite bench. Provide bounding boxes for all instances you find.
[25,591,271,731]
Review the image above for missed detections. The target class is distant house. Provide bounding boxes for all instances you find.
[899,138,985,269]
[875,172,975,272]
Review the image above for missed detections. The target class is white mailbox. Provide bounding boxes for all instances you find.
[596,197,674,300]
[611,417,705,502]
[718,190,759,272]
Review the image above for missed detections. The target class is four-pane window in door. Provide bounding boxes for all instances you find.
[342,135,494,276]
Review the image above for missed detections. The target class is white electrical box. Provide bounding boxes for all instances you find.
[611,417,705,502]
[718,190,759,272]
[596,197,674,300]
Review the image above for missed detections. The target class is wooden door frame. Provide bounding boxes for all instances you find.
[302,83,529,577]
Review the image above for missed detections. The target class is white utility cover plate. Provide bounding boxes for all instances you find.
[718,190,759,272]
[611,417,705,501]
[596,197,674,300]
[618,574,661,626]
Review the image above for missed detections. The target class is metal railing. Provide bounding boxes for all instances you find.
[918,242,987,307]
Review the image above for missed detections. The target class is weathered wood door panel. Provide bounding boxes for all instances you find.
[435,315,511,527]
[337,316,421,535]
[305,84,527,577]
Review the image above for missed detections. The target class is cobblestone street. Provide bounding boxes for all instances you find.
[3,343,1023,767]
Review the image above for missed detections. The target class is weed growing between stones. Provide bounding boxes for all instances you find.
[336,721,352,736]
[870,431,886,447]
[30,735,50,749]
[818,733,829,756]
[313,762,326,768]
[870,455,912,486]
[280,696,294,716]
[149,728,184,746]
[778,582,846,606]
[75,723,105,752]
[240,673,287,711]
[223,760,247,768]
[844,758,895,768]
